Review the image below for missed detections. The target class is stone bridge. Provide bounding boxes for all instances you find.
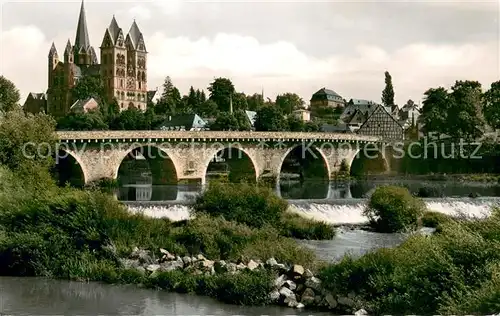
[55,131,387,184]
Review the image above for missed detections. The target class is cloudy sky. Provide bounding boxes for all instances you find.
[1,0,498,106]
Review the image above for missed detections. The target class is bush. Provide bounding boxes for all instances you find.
[363,185,426,233]
[279,212,335,240]
[421,211,452,228]
[193,181,288,229]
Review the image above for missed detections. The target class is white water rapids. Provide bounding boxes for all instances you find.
[126,198,499,225]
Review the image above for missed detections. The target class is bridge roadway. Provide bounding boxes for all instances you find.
[55,131,384,184]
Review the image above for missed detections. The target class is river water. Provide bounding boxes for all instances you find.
[2,179,499,315]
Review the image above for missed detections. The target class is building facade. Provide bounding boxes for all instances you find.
[310,88,345,109]
[36,1,148,118]
[357,104,404,141]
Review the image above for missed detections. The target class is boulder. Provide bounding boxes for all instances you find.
[269,290,280,302]
[279,286,295,299]
[146,264,161,272]
[325,294,338,309]
[295,303,305,309]
[214,260,227,273]
[304,276,322,292]
[182,256,192,265]
[338,296,355,307]
[290,264,304,278]
[247,260,259,271]
[284,280,297,291]
[160,260,183,272]
[304,268,314,278]
[355,308,368,315]
[274,274,287,289]
[300,288,315,305]
[266,257,278,267]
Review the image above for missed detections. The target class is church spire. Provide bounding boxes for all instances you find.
[74,0,90,50]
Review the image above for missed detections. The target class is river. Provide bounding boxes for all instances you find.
[2,179,499,315]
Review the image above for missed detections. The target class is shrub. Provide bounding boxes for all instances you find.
[193,181,288,228]
[363,185,426,233]
[279,212,335,240]
[421,211,452,228]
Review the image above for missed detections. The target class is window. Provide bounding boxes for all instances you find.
[120,79,123,88]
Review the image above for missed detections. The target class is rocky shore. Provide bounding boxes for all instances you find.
[120,247,368,314]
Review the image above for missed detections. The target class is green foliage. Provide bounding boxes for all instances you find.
[275,93,304,115]
[279,212,335,240]
[421,81,485,139]
[254,105,286,131]
[208,77,235,112]
[0,108,57,172]
[421,211,453,228]
[70,74,106,104]
[57,110,108,131]
[246,93,264,111]
[193,182,287,229]
[209,110,251,131]
[364,186,426,233]
[482,80,500,129]
[381,71,395,107]
[0,75,20,112]
[319,213,500,314]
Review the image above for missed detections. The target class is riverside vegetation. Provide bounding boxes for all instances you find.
[1,109,500,314]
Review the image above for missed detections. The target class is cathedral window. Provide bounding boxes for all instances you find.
[120,79,123,88]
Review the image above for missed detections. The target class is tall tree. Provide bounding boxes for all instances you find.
[483,80,500,129]
[381,71,395,106]
[199,99,218,118]
[420,87,450,137]
[232,92,248,111]
[0,75,20,112]
[157,76,181,115]
[448,80,484,139]
[275,93,304,115]
[208,77,235,112]
[187,86,197,109]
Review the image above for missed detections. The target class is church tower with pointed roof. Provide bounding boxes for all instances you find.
[41,0,148,118]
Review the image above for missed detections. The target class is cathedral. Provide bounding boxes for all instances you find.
[24,1,148,117]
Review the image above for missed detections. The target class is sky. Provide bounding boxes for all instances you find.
[0,0,499,107]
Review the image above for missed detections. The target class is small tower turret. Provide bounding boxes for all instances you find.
[48,42,59,88]
[64,39,73,63]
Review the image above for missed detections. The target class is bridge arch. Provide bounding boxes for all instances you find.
[278,144,331,180]
[202,144,259,183]
[113,144,181,182]
[53,148,88,187]
[349,143,389,177]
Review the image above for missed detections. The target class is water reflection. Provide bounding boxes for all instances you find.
[116,179,500,202]
[0,277,332,316]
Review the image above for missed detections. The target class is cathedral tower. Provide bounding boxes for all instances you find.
[73,0,97,66]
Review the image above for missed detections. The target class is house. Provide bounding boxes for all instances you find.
[70,97,100,113]
[147,87,162,104]
[398,100,420,129]
[292,108,311,122]
[344,109,367,131]
[157,114,208,131]
[310,88,345,109]
[340,99,380,123]
[23,93,47,114]
[356,104,404,141]
[245,110,257,127]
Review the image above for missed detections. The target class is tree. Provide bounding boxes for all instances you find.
[254,105,286,131]
[275,93,304,115]
[0,75,20,112]
[110,107,149,130]
[57,110,108,131]
[157,76,181,115]
[187,86,197,109]
[209,112,240,131]
[448,80,484,139]
[420,87,450,137]
[232,92,248,111]
[483,80,500,129]
[208,77,235,112]
[286,115,305,131]
[247,93,264,111]
[234,110,251,131]
[199,99,218,118]
[71,74,106,103]
[381,71,395,106]
[0,108,57,172]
